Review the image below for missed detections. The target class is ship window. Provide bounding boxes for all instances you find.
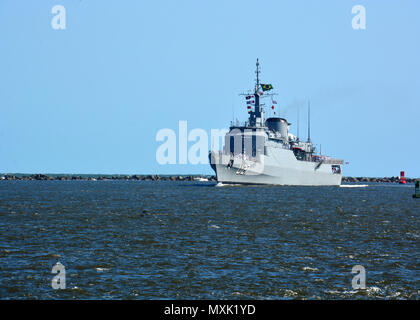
[293,148,305,161]
[332,165,341,174]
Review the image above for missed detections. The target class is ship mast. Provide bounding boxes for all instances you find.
[240,59,275,128]
[252,59,262,125]
[255,59,260,94]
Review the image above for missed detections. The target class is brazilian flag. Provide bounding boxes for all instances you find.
[261,84,273,91]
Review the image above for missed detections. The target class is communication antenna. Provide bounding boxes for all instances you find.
[297,106,300,141]
[231,93,236,123]
[307,100,311,143]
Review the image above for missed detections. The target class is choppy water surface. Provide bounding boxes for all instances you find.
[0,181,419,299]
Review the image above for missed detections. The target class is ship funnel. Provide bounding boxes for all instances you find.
[266,117,290,142]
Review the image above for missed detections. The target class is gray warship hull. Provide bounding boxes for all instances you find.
[210,149,342,186]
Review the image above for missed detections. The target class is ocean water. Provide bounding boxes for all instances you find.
[0,181,419,299]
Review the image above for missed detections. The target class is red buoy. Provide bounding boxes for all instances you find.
[399,171,407,184]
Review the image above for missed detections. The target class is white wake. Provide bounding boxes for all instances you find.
[340,184,369,188]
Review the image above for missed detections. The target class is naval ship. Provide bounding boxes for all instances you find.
[209,60,344,186]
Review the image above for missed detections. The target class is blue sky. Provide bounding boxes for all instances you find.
[1,0,419,177]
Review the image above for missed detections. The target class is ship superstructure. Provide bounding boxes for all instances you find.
[209,59,343,186]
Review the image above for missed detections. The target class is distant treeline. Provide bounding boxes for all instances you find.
[0,174,418,183]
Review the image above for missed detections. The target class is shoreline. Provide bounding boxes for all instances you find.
[0,174,417,183]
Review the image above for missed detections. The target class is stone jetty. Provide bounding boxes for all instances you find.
[0,174,417,183]
[0,174,216,182]
[340,176,417,183]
